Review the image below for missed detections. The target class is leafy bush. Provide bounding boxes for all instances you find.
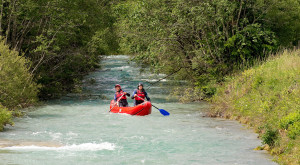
[288,121,300,140]
[0,39,39,109]
[279,111,300,130]
[261,125,278,146]
[0,104,13,131]
[279,111,300,139]
[224,24,277,65]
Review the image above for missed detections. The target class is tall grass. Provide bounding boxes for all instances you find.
[210,49,300,165]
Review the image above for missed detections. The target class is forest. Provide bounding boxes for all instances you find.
[0,0,299,164]
[114,0,299,99]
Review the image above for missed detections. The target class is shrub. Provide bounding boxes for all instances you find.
[288,121,300,139]
[261,125,278,147]
[279,111,300,130]
[0,38,39,109]
[0,104,13,131]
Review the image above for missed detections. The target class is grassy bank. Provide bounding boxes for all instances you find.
[210,49,300,165]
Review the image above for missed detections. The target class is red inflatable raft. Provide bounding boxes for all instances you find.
[109,100,152,116]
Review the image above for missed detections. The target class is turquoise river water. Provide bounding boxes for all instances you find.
[0,56,277,165]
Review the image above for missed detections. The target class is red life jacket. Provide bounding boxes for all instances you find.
[135,90,145,101]
[116,90,127,100]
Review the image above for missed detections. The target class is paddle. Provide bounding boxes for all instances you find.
[135,95,170,116]
[109,93,125,112]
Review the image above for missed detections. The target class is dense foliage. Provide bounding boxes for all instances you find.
[0,0,119,129]
[0,0,118,99]
[1,0,298,100]
[0,38,38,129]
[210,50,300,164]
[114,0,300,97]
[0,39,39,109]
[0,104,12,131]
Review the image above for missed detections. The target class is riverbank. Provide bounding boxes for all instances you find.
[0,37,100,131]
[0,139,62,148]
[210,49,300,165]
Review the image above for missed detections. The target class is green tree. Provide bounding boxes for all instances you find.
[0,0,119,98]
[264,0,300,46]
[114,0,283,97]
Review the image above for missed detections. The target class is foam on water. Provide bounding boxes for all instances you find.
[110,66,131,70]
[140,78,168,82]
[104,55,129,59]
[1,142,116,151]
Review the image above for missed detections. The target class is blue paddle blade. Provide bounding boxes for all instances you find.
[159,109,170,116]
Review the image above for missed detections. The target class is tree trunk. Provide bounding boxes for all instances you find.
[5,0,16,45]
[236,0,243,31]
[12,10,17,47]
[0,0,4,35]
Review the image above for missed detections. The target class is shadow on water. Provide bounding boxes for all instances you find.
[27,114,64,119]
[0,150,20,154]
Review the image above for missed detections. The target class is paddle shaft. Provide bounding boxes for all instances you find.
[135,95,170,116]
[109,93,125,112]
[150,104,160,111]
[135,95,160,110]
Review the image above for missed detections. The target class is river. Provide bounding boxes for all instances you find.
[0,55,276,165]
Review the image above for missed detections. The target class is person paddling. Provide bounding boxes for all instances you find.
[114,84,130,107]
[131,83,150,106]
